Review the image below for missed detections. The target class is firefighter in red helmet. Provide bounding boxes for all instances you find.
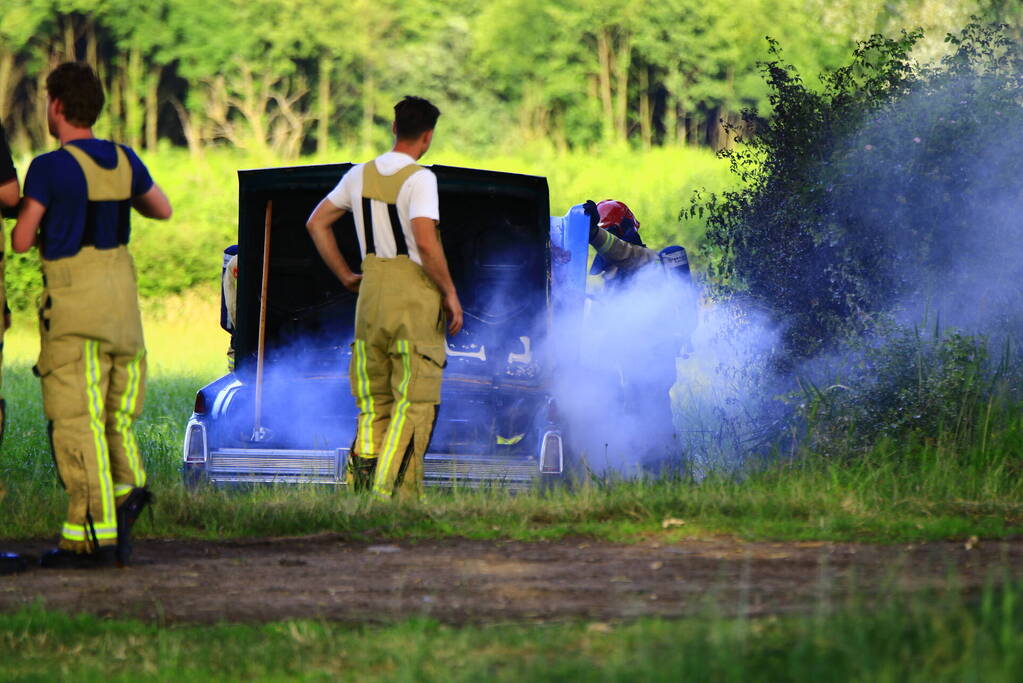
[582,199,699,474]
[585,199,658,285]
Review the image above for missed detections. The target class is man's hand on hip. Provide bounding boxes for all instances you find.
[342,272,363,293]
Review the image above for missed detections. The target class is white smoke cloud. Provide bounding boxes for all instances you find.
[546,263,781,478]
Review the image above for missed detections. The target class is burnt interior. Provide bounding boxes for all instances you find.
[234,164,551,382]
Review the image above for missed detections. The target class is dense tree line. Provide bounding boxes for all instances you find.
[1,0,1019,156]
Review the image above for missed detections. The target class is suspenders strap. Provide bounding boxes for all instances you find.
[359,160,423,258]
[387,204,408,256]
[361,197,377,255]
[63,143,133,252]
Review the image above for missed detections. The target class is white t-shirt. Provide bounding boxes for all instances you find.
[325,151,439,265]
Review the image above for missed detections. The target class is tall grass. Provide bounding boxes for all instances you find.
[2,580,1022,681]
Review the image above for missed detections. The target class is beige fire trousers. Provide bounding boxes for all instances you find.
[349,255,446,502]
[37,246,147,553]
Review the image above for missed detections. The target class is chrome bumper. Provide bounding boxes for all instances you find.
[208,447,349,485]
[183,418,564,488]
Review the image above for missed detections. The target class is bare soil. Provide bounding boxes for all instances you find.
[2,535,1020,625]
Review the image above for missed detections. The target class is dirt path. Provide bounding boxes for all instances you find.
[2,536,1020,625]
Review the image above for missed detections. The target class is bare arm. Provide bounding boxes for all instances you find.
[0,177,18,210]
[133,183,172,219]
[412,217,462,336]
[12,196,46,253]
[306,197,361,293]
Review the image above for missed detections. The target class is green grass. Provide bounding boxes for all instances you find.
[2,580,1022,681]
[1,293,1022,544]
[2,360,1021,543]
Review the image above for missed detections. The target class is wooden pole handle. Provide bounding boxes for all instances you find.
[254,199,272,433]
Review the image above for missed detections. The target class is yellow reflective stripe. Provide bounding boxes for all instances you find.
[84,341,116,528]
[373,340,412,498]
[114,483,133,497]
[597,230,615,255]
[353,340,376,456]
[496,433,525,446]
[62,522,116,542]
[114,350,146,487]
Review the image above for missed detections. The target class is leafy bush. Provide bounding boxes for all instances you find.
[795,326,1017,456]
[689,22,1023,359]
[3,249,41,313]
[679,22,1023,462]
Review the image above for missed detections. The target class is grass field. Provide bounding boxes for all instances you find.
[2,581,1022,681]
[1,291,1021,545]
[2,145,1022,680]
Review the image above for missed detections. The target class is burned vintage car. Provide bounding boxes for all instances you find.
[182,163,591,489]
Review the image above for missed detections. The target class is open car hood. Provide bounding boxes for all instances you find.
[233,163,552,383]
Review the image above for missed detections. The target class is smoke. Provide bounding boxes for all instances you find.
[224,65,1023,478]
[832,76,1023,342]
[549,67,1023,476]
[545,262,781,478]
[774,69,1023,455]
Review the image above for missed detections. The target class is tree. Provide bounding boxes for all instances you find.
[691,22,1023,359]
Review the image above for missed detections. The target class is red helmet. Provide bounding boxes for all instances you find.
[596,199,640,232]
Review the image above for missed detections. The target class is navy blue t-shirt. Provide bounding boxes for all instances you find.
[23,139,154,260]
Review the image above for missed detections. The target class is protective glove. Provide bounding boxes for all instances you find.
[582,200,599,240]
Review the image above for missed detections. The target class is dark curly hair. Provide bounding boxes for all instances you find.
[393,96,440,140]
[46,62,105,128]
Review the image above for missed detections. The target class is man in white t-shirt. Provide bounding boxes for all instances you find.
[306,96,462,501]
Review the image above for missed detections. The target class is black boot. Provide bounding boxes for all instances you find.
[40,547,117,570]
[116,487,153,567]
[0,552,28,575]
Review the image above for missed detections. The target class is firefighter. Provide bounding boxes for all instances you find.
[0,121,27,576]
[222,248,238,371]
[12,62,172,569]
[583,199,699,473]
[585,199,659,284]
[306,96,462,501]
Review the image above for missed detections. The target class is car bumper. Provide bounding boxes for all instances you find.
[182,418,564,490]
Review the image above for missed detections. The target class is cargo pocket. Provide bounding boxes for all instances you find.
[407,343,447,404]
[36,341,89,421]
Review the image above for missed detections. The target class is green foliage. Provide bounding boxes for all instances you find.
[4,1,1017,154]
[797,327,1015,456]
[1,143,730,313]
[692,22,1023,359]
